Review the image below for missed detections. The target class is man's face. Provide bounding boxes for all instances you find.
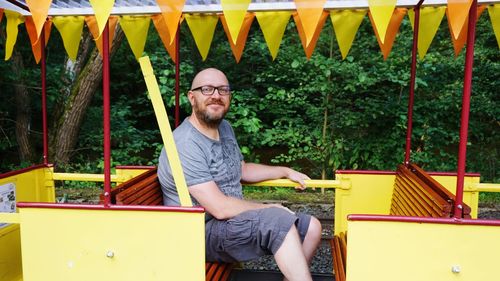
[189,69,231,128]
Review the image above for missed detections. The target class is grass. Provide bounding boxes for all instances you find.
[243,187,334,204]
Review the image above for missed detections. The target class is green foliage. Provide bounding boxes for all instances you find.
[0,15,498,183]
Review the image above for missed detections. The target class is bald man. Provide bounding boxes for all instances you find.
[158,68,322,281]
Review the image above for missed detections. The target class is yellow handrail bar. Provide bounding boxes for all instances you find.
[243,179,342,189]
[475,183,500,193]
[52,172,130,183]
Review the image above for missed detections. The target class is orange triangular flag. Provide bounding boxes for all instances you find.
[448,5,486,57]
[294,0,326,47]
[25,17,52,64]
[25,0,52,38]
[220,13,254,63]
[221,0,251,45]
[293,11,328,60]
[447,0,473,39]
[85,16,119,57]
[369,8,406,60]
[152,14,177,63]
[156,0,185,45]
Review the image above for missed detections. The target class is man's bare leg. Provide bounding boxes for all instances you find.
[274,225,313,281]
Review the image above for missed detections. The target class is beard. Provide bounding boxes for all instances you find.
[193,98,228,129]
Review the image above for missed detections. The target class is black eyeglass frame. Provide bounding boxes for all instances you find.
[190,85,232,96]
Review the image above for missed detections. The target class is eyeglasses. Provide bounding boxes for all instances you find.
[191,85,231,96]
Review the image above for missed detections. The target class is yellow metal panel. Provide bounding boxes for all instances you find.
[0,225,23,281]
[115,168,151,184]
[18,207,205,281]
[347,220,500,281]
[334,173,395,234]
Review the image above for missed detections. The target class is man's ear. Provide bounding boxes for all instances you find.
[187,91,195,106]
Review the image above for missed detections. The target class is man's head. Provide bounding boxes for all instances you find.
[188,68,231,128]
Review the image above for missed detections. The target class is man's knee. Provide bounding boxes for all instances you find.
[306,216,322,241]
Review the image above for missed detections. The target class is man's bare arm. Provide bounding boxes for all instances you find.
[189,181,276,220]
[241,162,310,189]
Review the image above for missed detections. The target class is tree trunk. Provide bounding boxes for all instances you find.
[11,48,35,163]
[51,27,124,166]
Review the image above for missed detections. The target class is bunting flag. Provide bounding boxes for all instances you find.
[89,0,115,36]
[408,6,446,59]
[220,0,251,44]
[120,16,151,60]
[5,10,25,60]
[85,15,119,57]
[448,5,487,57]
[294,11,329,60]
[447,0,473,39]
[25,17,52,64]
[255,11,291,60]
[330,9,367,59]
[488,4,500,49]
[152,14,177,63]
[369,8,407,60]
[220,13,255,63]
[25,0,52,38]
[185,14,218,61]
[368,0,397,43]
[294,0,327,46]
[156,0,185,44]
[52,16,85,61]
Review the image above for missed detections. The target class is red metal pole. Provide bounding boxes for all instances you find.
[404,0,424,165]
[454,0,477,218]
[102,22,111,207]
[175,23,180,128]
[41,23,48,165]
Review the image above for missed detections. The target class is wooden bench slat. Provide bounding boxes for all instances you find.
[392,187,428,217]
[398,167,451,209]
[394,177,444,217]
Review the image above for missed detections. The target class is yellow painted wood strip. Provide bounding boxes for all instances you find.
[475,183,500,193]
[52,172,129,182]
[138,56,192,207]
[244,179,341,189]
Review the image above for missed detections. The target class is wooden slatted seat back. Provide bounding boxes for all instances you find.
[104,168,234,281]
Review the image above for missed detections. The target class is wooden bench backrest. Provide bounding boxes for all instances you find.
[390,163,471,218]
[106,168,163,206]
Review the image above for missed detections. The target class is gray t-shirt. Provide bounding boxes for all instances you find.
[158,118,244,207]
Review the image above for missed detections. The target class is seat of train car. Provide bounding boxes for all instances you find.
[102,168,235,281]
[331,163,471,281]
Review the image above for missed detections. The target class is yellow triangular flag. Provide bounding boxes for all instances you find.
[488,4,500,49]
[330,9,367,59]
[220,0,251,44]
[255,11,291,60]
[25,0,52,38]
[4,10,25,60]
[89,0,115,36]
[294,11,328,60]
[156,0,185,45]
[370,8,407,60]
[447,0,473,39]
[120,16,151,60]
[152,14,177,63]
[294,0,326,46]
[368,0,397,44]
[408,6,446,59]
[52,16,85,61]
[221,13,254,63]
[185,14,218,61]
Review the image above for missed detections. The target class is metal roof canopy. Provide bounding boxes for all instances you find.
[2,0,500,16]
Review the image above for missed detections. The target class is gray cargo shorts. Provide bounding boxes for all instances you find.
[205,207,312,263]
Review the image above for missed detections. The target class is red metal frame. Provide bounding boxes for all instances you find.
[102,22,111,208]
[349,214,500,227]
[404,0,425,165]
[175,23,181,128]
[115,165,156,170]
[454,0,478,218]
[335,169,480,177]
[41,24,49,165]
[17,202,205,213]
